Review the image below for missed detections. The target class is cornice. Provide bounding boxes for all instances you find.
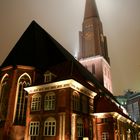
[25,79,97,98]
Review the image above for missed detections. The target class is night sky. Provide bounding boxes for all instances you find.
[0,0,140,95]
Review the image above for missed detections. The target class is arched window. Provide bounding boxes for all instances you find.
[77,118,84,137]
[29,121,40,136]
[44,92,55,111]
[31,94,41,111]
[0,74,9,119]
[72,91,80,111]
[14,73,31,125]
[44,117,56,136]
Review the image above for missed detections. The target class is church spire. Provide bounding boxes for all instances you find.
[78,0,110,63]
[84,0,99,19]
[78,0,113,93]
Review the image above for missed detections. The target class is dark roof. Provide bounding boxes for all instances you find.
[1,21,75,71]
[1,20,116,101]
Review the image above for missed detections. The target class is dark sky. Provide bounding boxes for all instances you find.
[0,0,140,95]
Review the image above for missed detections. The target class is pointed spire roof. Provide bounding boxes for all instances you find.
[1,21,75,71]
[84,0,99,19]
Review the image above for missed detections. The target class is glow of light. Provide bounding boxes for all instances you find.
[91,112,109,118]
[83,138,89,140]
[71,113,76,140]
[24,79,97,98]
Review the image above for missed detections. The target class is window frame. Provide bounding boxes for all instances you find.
[0,74,9,118]
[44,92,56,111]
[102,132,109,140]
[14,73,31,125]
[29,121,40,136]
[72,91,80,111]
[77,118,84,137]
[31,94,41,111]
[43,117,56,136]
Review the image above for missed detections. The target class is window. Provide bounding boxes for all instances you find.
[72,91,80,111]
[44,117,56,136]
[127,104,133,119]
[0,74,9,118]
[82,95,88,113]
[133,102,140,122]
[92,64,95,74]
[29,121,40,136]
[44,92,55,110]
[102,132,109,140]
[44,74,51,83]
[77,118,84,137]
[44,71,56,83]
[31,94,41,111]
[89,120,93,139]
[14,73,31,125]
[102,118,108,123]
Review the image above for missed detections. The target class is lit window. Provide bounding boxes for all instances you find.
[77,118,84,137]
[44,92,55,110]
[0,74,9,119]
[31,94,41,111]
[72,91,80,111]
[44,117,56,136]
[29,121,40,136]
[14,73,31,125]
[102,132,109,140]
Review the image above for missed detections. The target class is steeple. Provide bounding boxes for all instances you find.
[78,0,113,93]
[84,0,99,19]
[78,0,110,62]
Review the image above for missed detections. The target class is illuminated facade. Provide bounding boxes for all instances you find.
[78,0,112,93]
[0,20,139,140]
[0,0,140,139]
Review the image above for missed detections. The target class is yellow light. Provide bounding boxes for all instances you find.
[83,137,89,140]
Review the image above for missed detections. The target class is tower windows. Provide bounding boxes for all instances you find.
[31,94,41,111]
[44,117,56,136]
[14,73,31,125]
[44,92,55,111]
[92,63,95,74]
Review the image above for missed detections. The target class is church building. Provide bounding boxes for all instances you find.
[0,0,140,140]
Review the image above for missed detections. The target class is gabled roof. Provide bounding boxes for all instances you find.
[1,21,75,71]
[1,20,116,102]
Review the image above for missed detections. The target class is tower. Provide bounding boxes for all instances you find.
[78,0,113,93]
